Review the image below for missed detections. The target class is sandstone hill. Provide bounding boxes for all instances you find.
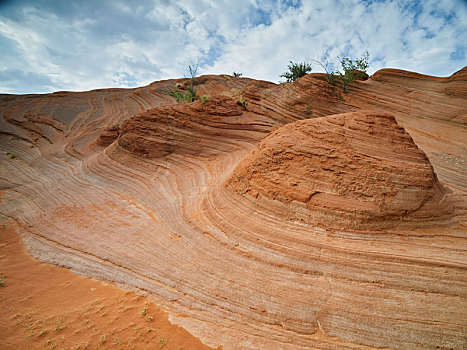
[0,67,466,349]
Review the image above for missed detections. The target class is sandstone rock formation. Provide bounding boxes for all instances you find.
[226,111,455,231]
[0,68,466,349]
[117,97,270,158]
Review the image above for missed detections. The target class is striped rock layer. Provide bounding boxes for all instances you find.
[0,69,466,349]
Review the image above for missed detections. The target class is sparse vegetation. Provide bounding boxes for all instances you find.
[159,336,166,348]
[327,52,369,93]
[166,88,196,104]
[233,71,242,77]
[7,152,16,159]
[166,61,199,103]
[236,96,248,109]
[229,88,248,109]
[55,322,66,331]
[304,105,314,117]
[26,331,34,339]
[186,60,199,101]
[311,52,369,99]
[0,272,6,286]
[201,94,210,103]
[280,61,312,82]
[140,304,148,316]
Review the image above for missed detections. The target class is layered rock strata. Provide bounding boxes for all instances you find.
[117,97,272,158]
[0,68,466,350]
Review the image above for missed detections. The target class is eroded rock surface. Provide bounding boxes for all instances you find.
[227,111,455,231]
[0,68,466,349]
[118,97,270,158]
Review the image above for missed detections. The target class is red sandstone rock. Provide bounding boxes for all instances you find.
[118,97,269,158]
[0,68,465,350]
[226,111,455,231]
[96,125,120,147]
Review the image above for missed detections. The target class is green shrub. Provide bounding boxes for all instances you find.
[166,61,199,103]
[331,52,369,93]
[187,61,199,97]
[232,71,242,78]
[304,105,314,117]
[201,95,210,103]
[229,88,248,109]
[166,88,196,103]
[236,97,248,109]
[280,61,312,82]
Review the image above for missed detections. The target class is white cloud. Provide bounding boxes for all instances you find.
[204,0,466,81]
[0,0,465,94]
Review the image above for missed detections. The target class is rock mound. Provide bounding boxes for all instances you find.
[117,97,269,158]
[227,111,454,231]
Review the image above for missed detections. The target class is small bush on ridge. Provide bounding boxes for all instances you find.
[166,87,196,103]
[330,52,369,93]
[166,61,200,103]
[280,61,312,82]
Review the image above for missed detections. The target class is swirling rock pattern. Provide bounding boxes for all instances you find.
[118,97,271,158]
[0,69,466,349]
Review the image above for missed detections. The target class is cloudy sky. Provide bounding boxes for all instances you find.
[1,0,466,94]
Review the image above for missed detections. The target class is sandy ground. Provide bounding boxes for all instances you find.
[0,221,215,350]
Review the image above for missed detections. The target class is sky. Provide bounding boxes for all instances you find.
[0,0,466,94]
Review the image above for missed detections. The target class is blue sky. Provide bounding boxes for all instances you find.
[0,0,466,94]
